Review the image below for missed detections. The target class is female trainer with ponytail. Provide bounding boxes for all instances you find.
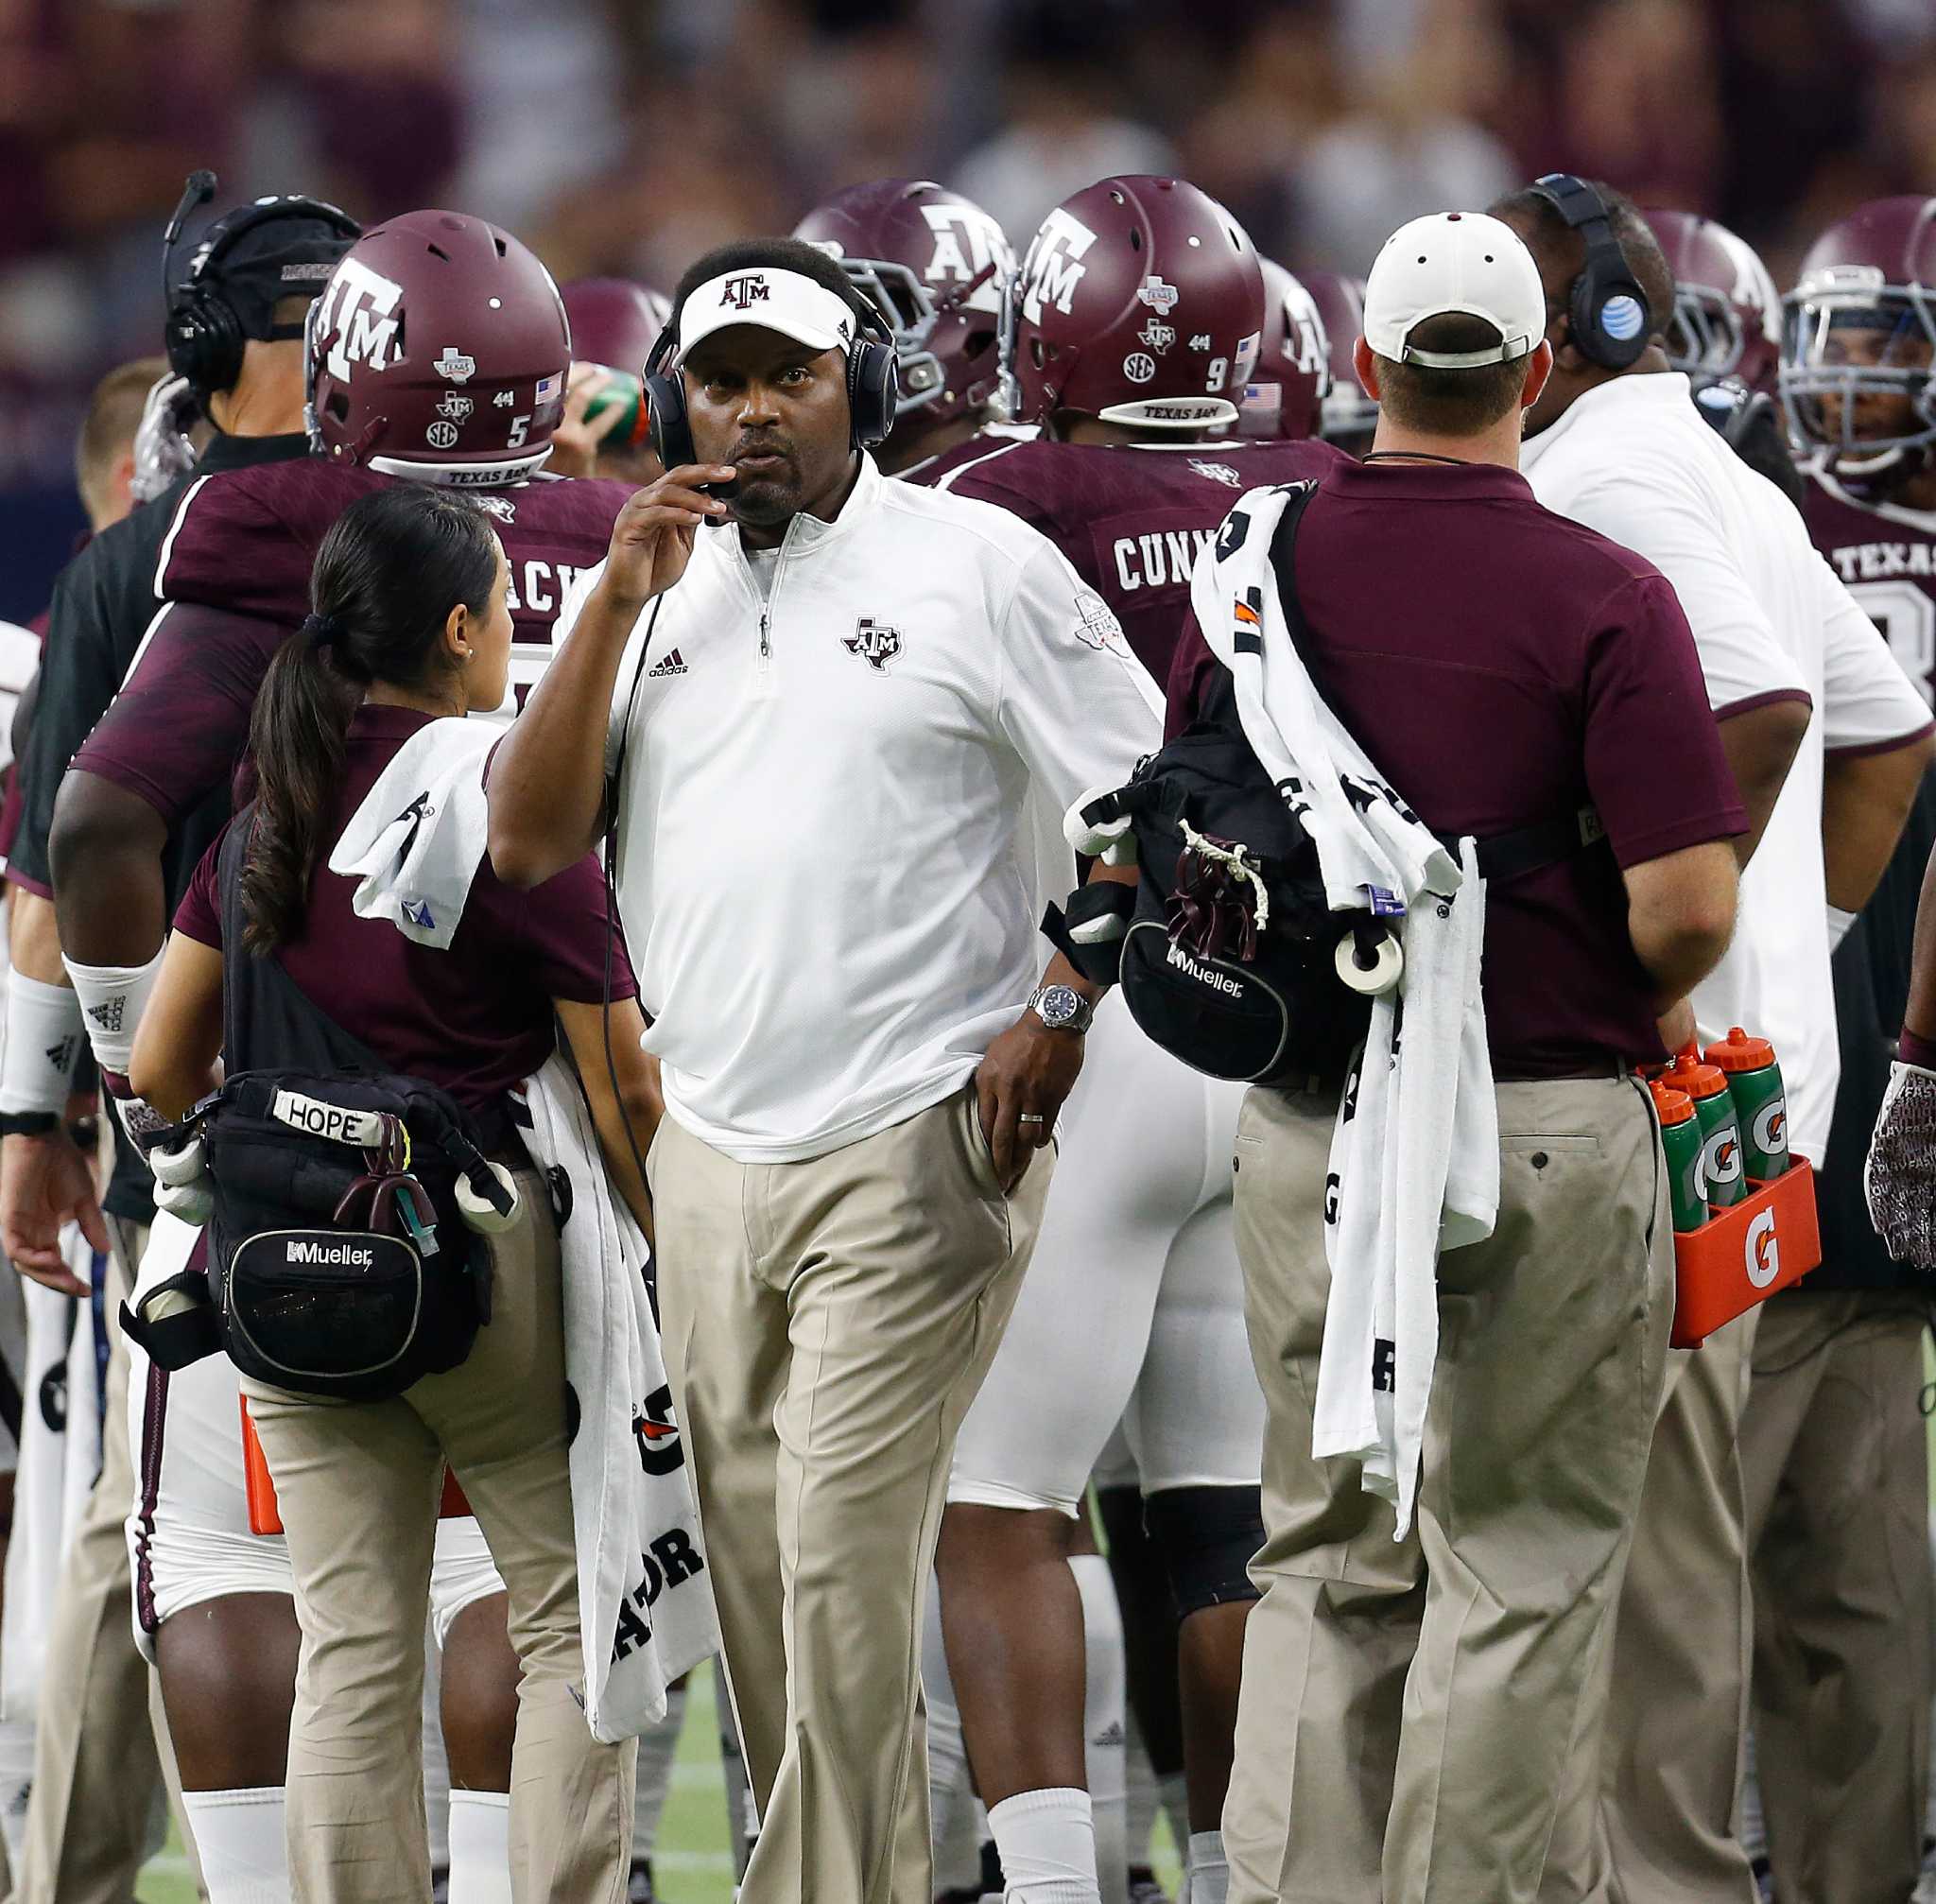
[130,482,660,1903]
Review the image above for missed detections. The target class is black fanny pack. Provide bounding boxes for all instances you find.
[132,1067,514,1401]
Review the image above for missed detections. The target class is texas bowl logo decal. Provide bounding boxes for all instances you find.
[433,345,475,384]
[1073,590,1127,653]
[844,616,902,670]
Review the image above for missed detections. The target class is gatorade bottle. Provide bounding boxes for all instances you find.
[579,367,650,449]
[1704,1027,1789,1181]
[1666,1047,1745,1210]
[1651,1079,1708,1233]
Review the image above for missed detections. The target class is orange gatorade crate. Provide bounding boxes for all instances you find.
[241,1397,470,1534]
[1670,1156,1820,1349]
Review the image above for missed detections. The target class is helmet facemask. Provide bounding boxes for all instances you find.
[1782,279,1936,487]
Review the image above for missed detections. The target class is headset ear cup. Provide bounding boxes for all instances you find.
[644,370,696,471]
[848,338,899,448]
[167,289,246,398]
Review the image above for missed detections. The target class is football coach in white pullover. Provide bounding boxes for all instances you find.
[488,237,1163,1904]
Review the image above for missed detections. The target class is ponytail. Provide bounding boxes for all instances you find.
[238,484,500,951]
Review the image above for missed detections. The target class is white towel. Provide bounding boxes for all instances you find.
[515,1057,717,1739]
[327,717,497,948]
[1191,483,1498,1537]
[335,753,717,1735]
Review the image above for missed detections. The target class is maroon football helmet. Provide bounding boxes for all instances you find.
[306,210,571,487]
[793,180,1014,426]
[1006,176,1264,432]
[1781,195,1936,495]
[1235,259,1331,440]
[1642,209,1781,393]
[1298,270,1378,451]
[562,276,671,374]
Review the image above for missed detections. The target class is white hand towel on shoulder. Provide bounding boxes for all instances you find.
[1192,482,1498,1537]
[328,716,497,948]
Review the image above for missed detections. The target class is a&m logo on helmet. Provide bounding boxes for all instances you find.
[1020,208,1099,323]
[315,259,404,384]
[921,201,1015,316]
[720,274,773,311]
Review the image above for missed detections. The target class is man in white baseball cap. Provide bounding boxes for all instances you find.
[490,235,1167,1904]
[1358,207,1547,368]
[1167,206,1748,1901]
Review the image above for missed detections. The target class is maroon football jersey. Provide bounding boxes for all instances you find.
[77,459,630,826]
[1801,467,1936,710]
[910,433,1351,683]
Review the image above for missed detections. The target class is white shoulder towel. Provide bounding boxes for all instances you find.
[326,717,497,948]
[514,1056,717,1740]
[336,753,717,1737]
[1190,483,1499,1537]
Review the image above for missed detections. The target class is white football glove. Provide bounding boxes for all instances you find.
[130,373,201,504]
[1864,1059,1936,1269]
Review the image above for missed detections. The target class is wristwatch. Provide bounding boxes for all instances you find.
[1028,983,1095,1035]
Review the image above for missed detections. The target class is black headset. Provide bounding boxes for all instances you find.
[643,275,900,469]
[1527,172,1652,372]
[163,171,361,398]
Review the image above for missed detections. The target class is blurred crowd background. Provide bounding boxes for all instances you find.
[2,0,1932,618]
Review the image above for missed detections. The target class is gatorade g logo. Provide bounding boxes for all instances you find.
[1745,1207,1780,1290]
[1702,1126,1742,1189]
[1753,1098,1787,1156]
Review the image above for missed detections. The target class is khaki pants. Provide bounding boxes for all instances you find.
[245,1172,634,1904]
[648,1085,1047,1904]
[18,1218,200,1904]
[1738,1291,1931,1904]
[1560,1313,1760,1904]
[1222,1075,1672,1904]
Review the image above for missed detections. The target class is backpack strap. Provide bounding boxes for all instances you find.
[1259,486,1609,891]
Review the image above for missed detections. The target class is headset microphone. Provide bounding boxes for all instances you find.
[162,170,219,307]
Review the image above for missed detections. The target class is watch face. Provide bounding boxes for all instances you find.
[1038,985,1080,1027]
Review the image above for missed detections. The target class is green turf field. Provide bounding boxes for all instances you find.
[136,1658,1184,1901]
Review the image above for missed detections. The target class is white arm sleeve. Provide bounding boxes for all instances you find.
[993,541,1164,814]
[1565,474,1809,713]
[1816,558,1934,751]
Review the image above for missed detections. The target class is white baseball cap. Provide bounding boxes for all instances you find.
[671,266,857,367]
[1361,212,1547,368]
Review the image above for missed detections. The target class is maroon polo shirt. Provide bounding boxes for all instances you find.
[175,705,632,1112]
[1168,459,1745,1080]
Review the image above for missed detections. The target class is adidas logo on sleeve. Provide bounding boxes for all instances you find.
[647,648,688,679]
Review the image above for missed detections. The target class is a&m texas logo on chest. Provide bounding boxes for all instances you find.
[843,616,903,671]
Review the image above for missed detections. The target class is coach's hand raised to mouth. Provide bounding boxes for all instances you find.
[487,463,735,891]
[602,466,736,610]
